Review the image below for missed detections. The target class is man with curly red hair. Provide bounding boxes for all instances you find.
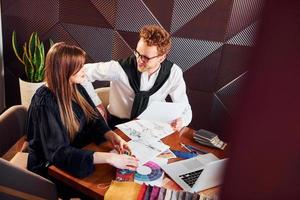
[84,25,192,131]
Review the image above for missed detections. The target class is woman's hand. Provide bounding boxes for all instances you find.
[107,153,138,170]
[93,152,138,170]
[105,131,131,154]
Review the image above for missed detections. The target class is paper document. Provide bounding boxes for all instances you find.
[128,139,170,165]
[116,119,174,141]
[138,101,186,123]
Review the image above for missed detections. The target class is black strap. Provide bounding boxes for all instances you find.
[119,55,173,119]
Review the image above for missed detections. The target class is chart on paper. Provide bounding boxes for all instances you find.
[116,119,174,141]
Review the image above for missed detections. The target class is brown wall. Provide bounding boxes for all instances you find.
[1,0,264,136]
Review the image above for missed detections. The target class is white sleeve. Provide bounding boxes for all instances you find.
[84,60,122,82]
[81,80,102,106]
[169,65,193,127]
[83,61,123,106]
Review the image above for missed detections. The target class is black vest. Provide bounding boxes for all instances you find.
[118,55,173,119]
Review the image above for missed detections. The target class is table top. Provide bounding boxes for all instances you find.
[48,127,228,199]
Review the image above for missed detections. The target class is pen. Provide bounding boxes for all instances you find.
[180,143,192,152]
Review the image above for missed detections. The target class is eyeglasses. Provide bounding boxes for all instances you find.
[133,50,161,63]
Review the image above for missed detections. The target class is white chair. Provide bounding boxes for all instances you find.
[95,87,110,109]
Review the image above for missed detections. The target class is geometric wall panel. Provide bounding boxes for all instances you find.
[4,69,22,107]
[63,23,114,62]
[59,0,112,28]
[215,44,252,90]
[210,93,231,139]
[117,30,140,50]
[1,0,17,11]
[168,37,223,71]
[188,90,214,130]
[225,0,265,40]
[2,0,59,36]
[115,0,159,32]
[173,0,233,41]
[170,0,216,34]
[143,0,175,31]
[184,47,223,92]
[90,0,118,28]
[226,21,259,47]
[216,71,248,113]
[42,23,80,47]
[112,31,133,60]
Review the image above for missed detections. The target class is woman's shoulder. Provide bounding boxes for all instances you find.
[30,85,57,108]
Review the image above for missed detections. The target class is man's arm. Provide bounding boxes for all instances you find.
[81,80,102,106]
[81,81,107,120]
[82,61,123,112]
[84,61,121,82]
[169,65,193,129]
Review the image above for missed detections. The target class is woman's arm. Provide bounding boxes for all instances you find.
[93,152,138,171]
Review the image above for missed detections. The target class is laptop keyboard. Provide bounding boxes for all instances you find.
[179,169,203,187]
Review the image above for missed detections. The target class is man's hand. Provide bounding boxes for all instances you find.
[170,118,183,131]
[96,103,108,122]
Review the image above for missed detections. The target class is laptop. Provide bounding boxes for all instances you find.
[162,153,228,192]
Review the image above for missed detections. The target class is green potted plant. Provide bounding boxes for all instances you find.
[12,31,54,107]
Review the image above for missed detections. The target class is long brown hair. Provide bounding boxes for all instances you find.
[45,42,97,140]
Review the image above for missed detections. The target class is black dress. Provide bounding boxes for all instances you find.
[26,84,111,178]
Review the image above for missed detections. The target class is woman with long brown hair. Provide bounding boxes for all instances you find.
[26,42,138,178]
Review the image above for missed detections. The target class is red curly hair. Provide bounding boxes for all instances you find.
[139,25,171,55]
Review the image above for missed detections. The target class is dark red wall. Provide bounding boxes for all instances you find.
[1,0,264,135]
[221,1,300,199]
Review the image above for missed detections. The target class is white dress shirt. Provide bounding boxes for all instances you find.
[84,60,192,127]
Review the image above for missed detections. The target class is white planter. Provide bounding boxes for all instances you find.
[19,78,45,107]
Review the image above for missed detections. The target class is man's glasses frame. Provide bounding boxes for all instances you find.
[133,49,161,63]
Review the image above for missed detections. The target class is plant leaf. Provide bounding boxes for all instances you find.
[49,38,54,47]
[28,32,37,60]
[36,33,41,46]
[23,50,34,82]
[13,31,49,82]
[34,44,44,82]
[40,42,45,62]
[11,31,24,64]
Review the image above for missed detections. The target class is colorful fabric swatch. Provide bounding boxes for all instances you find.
[104,181,216,200]
[143,185,153,200]
[157,187,166,200]
[104,181,141,200]
[137,183,147,200]
[150,186,160,200]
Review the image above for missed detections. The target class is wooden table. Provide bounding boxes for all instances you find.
[48,127,228,199]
